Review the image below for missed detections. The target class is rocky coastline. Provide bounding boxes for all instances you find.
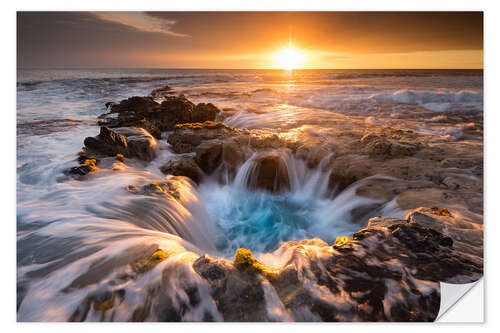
[65,85,483,322]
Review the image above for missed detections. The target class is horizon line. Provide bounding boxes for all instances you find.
[17,67,484,71]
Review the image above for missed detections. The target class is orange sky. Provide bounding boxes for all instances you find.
[17,12,483,69]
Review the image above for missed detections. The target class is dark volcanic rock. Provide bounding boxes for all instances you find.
[191,103,220,123]
[222,140,246,168]
[84,127,157,162]
[67,157,100,179]
[167,122,235,153]
[160,156,203,184]
[108,96,159,114]
[150,85,174,98]
[64,152,102,179]
[68,164,95,177]
[192,255,269,322]
[187,210,482,322]
[195,140,223,174]
[159,95,195,124]
[405,206,483,258]
[248,151,290,193]
[360,133,422,158]
[220,139,247,180]
[126,179,184,199]
[98,95,220,138]
[66,208,482,322]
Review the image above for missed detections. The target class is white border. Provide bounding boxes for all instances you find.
[3,0,498,331]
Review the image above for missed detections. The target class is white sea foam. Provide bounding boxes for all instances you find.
[372,89,483,112]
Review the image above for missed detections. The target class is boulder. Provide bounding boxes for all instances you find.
[195,140,223,174]
[98,95,220,138]
[159,95,195,124]
[248,151,290,193]
[192,255,269,322]
[167,122,235,153]
[221,139,247,178]
[191,103,220,123]
[84,127,157,162]
[108,96,159,114]
[160,156,203,184]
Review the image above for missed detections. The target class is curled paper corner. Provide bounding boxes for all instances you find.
[436,279,484,322]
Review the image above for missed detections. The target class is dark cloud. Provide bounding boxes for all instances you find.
[17,11,483,68]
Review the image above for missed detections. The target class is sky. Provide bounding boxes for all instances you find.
[17,11,483,69]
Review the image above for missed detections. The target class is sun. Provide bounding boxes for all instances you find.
[274,47,305,70]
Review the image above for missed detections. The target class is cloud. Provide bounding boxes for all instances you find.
[93,12,187,37]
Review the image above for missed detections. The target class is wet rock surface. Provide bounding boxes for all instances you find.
[98,95,220,138]
[360,132,423,158]
[150,85,175,98]
[167,121,237,153]
[160,156,203,184]
[195,140,224,174]
[247,151,291,193]
[66,155,100,179]
[189,209,481,322]
[84,126,157,162]
[125,179,185,199]
[57,84,483,322]
[69,206,481,322]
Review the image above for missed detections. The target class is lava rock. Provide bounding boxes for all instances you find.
[150,85,174,98]
[188,214,483,322]
[248,151,290,193]
[195,140,223,174]
[192,255,269,321]
[360,133,422,158]
[84,127,157,162]
[98,95,220,138]
[108,96,159,114]
[221,139,247,179]
[160,156,203,184]
[126,179,183,199]
[167,122,235,154]
[191,103,220,123]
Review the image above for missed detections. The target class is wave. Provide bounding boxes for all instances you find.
[372,89,483,112]
[17,74,263,88]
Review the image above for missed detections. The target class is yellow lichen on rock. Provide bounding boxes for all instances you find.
[81,158,98,171]
[116,153,124,162]
[151,249,167,260]
[234,248,257,269]
[234,248,277,281]
[174,121,225,130]
[131,249,170,274]
[334,236,350,247]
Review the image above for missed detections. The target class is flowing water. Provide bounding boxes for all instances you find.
[17,68,483,321]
